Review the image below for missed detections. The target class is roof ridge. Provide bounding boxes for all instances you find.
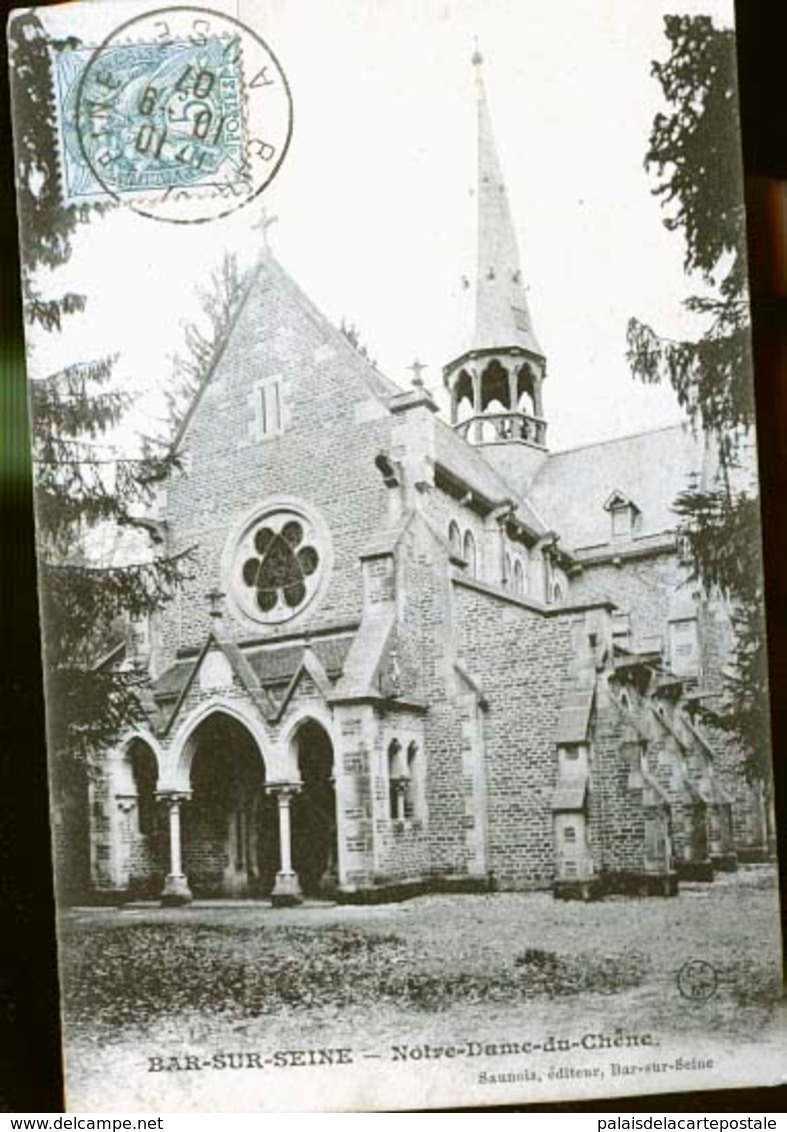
[261,252,403,403]
[432,414,547,534]
[547,421,688,458]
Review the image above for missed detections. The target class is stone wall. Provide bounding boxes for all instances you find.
[157,260,395,667]
[454,580,575,888]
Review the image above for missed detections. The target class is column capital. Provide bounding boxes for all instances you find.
[265,780,302,800]
[156,791,192,807]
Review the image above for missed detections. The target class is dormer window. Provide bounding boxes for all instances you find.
[604,490,641,542]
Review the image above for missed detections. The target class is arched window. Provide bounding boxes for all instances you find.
[513,558,524,596]
[463,530,477,576]
[405,742,419,819]
[553,582,564,604]
[448,520,462,558]
[454,369,475,422]
[516,363,536,415]
[480,359,512,413]
[387,740,403,819]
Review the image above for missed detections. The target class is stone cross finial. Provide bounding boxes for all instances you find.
[206,588,225,619]
[409,359,427,388]
[252,205,279,248]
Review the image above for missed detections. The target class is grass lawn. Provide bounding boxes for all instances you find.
[59,866,784,1110]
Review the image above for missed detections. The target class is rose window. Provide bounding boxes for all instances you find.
[232,508,324,624]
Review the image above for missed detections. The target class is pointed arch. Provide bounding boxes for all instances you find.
[516,363,536,414]
[289,716,337,896]
[169,698,269,791]
[128,738,159,837]
[480,359,511,412]
[455,368,475,419]
[463,529,477,576]
[448,519,462,557]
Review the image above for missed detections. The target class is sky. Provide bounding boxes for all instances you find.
[30,0,738,451]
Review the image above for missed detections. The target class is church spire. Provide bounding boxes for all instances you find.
[472,47,542,358]
[443,48,548,476]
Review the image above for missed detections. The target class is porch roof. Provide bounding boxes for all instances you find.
[152,635,353,701]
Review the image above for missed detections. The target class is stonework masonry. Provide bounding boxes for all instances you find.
[81,52,770,908]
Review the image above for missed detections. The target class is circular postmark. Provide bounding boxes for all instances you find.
[73,6,293,223]
[676,959,719,1001]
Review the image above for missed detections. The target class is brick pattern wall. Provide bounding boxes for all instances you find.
[572,554,681,653]
[588,693,649,876]
[158,262,394,666]
[397,517,468,876]
[613,685,708,866]
[454,581,575,888]
[334,707,375,890]
[371,712,431,882]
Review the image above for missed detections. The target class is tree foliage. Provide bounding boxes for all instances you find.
[626,15,768,779]
[168,252,254,432]
[340,318,377,367]
[9,13,190,781]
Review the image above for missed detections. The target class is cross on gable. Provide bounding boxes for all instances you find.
[252,205,279,248]
[409,359,427,388]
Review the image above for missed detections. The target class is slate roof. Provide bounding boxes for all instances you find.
[152,636,353,701]
[245,637,352,686]
[555,686,595,745]
[434,417,548,535]
[550,769,588,815]
[459,57,543,360]
[528,425,704,552]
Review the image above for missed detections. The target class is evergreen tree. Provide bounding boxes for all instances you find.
[9,12,191,894]
[626,15,769,781]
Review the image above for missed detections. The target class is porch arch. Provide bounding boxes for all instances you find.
[108,733,166,896]
[112,728,165,790]
[288,716,338,897]
[168,697,271,792]
[180,708,276,897]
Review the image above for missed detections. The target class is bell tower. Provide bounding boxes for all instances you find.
[444,49,548,494]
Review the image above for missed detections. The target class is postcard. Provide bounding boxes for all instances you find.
[7,0,784,1112]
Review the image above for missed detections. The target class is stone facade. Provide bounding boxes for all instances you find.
[85,52,768,906]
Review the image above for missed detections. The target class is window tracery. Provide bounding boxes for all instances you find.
[230,504,326,625]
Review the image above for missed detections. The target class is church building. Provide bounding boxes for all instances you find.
[88,51,768,906]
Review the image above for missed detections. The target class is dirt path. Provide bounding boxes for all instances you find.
[60,868,785,1110]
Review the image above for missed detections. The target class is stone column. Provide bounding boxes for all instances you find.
[507,366,518,413]
[268,782,303,907]
[160,792,192,906]
[449,383,458,425]
[391,777,410,821]
[496,513,509,587]
[472,369,483,443]
[533,373,544,419]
